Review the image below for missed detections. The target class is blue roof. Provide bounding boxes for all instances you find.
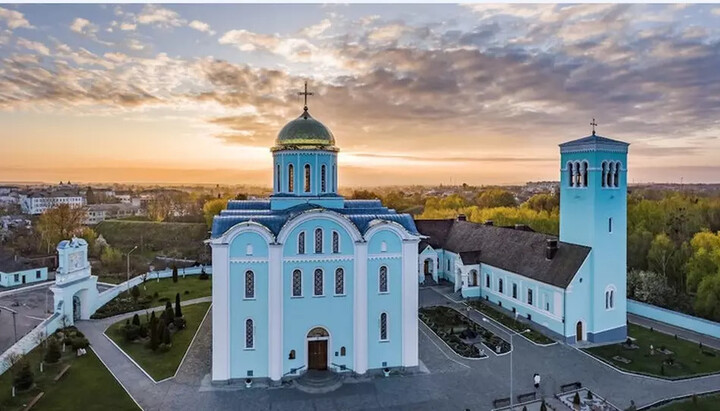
[559,134,629,153]
[211,199,418,239]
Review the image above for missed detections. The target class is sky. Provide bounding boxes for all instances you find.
[2,3,720,186]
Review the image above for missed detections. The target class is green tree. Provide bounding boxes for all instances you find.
[13,360,34,390]
[100,246,123,273]
[149,315,160,351]
[627,270,675,307]
[524,193,559,213]
[627,229,653,271]
[647,233,688,290]
[162,324,172,345]
[475,188,516,209]
[130,285,140,301]
[202,198,228,228]
[351,190,379,199]
[44,338,61,363]
[172,265,178,283]
[686,231,720,292]
[175,293,182,318]
[695,274,720,321]
[132,313,141,326]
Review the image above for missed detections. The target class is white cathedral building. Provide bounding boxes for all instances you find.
[209,90,421,383]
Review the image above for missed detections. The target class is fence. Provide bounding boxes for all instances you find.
[1,265,212,376]
[627,299,720,339]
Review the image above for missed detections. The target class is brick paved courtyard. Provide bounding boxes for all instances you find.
[76,287,720,411]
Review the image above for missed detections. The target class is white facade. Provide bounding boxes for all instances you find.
[21,191,85,215]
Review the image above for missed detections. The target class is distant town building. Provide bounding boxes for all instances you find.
[84,203,141,225]
[20,189,86,215]
[0,248,49,288]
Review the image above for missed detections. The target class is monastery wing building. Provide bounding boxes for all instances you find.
[209,88,421,384]
[416,131,629,345]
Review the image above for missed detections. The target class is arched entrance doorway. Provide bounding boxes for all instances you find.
[73,295,81,321]
[423,258,434,283]
[307,327,329,371]
[576,321,583,342]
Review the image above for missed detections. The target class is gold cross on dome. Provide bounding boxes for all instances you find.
[298,81,314,111]
[590,118,598,135]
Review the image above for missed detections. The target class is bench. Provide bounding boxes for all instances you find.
[22,392,44,411]
[492,397,511,408]
[560,381,582,392]
[517,391,537,403]
[53,365,71,382]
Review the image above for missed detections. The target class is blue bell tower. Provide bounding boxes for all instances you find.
[270,82,343,211]
[559,120,629,343]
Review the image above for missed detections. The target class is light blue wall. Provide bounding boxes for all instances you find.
[562,256,593,341]
[229,232,269,379]
[478,264,566,336]
[367,229,403,369]
[628,299,720,339]
[560,147,627,342]
[419,247,438,283]
[271,150,340,211]
[436,250,458,282]
[282,218,355,374]
[0,267,48,287]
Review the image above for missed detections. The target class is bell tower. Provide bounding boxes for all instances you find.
[559,120,629,343]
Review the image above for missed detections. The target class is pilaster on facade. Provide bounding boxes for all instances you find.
[211,244,230,382]
[268,244,283,381]
[353,241,368,374]
[401,239,419,367]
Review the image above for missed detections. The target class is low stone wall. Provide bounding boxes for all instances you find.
[628,299,720,339]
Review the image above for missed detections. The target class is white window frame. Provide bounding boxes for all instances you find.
[605,285,617,310]
[246,244,253,256]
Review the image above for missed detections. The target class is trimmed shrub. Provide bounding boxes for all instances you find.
[14,360,34,391]
[175,293,182,318]
[173,317,186,330]
[132,313,141,326]
[573,392,581,405]
[45,338,62,363]
[130,285,140,301]
[172,265,178,283]
[71,337,90,350]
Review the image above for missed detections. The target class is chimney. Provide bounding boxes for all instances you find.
[546,239,558,260]
[483,220,494,226]
[457,214,467,221]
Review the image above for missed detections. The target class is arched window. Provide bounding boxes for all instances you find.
[292,269,302,297]
[335,267,344,295]
[527,288,533,305]
[605,286,616,309]
[498,278,504,293]
[340,346,346,356]
[321,165,327,193]
[245,319,254,349]
[582,161,589,187]
[276,164,281,191]
[567,162,574,187]
[246,244,253,256]
[332,231,340,253]
[288,164,294,192]
[298,231,305,254]
[469,269,478,286]
[314,268,324,296]
[606,162,613,188]
[601,162,607,187]
[379,265,388,293]
[613,161,620,187]
[314,228,323,253]
[381,241,387,252]
[245,270,254,299]
[574,162,583,187]
[288,350,296,360]
[304,164,311,192]
[379,312,388,341]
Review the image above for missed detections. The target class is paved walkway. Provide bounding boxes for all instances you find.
[628,313,720,351]
[77,289,720,411]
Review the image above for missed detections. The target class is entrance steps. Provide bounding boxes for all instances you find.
[293,370,343,394]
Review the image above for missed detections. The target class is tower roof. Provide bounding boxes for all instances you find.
[272,109,337,151]
[559,134,629,154]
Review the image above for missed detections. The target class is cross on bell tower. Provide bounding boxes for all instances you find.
[590,118,598,136]
[298,81,314,114]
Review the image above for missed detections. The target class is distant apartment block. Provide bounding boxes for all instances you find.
[84,203,141,225]
[20,190,86,215]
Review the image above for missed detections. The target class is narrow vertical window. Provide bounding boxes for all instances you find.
[304,164,311,192]
[321,165,327,193]
[582,161,588,187]
[381,241,387,252]
[332,165,336,191]
[340,346,346,356]
[335,267,344,295]
[379,313,388,341]
[613,162,620,187]
[601,162,607,187]
[245,270,254,299]
[314,269,323,296]
[486,274,490,288]
[276,164,281,191]
[568,162,574,187]
[292,269,302,297]
[609,217,613,233]
[498,278,503,293]
[245,319,254,349]
[332,231,340,253]
[298,231,305,254]
[379,265,388,293]
[527,289,533,305]
[512,283,517,299]
[605,291,610,309]
[246,244,253,256]
[610,290,614,308]
[314,228,323,253]
[288,164,294,192]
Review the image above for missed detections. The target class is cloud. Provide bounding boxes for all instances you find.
[120,22,136,31]
[16,37,49,56]
[301,19,331,38]
[189,20,215,35]
[712,8,720,15]
[137,5,185,28]
[70,17,92,34]
[0,6,32,30]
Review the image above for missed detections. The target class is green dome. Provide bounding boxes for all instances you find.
[273,109,336,150]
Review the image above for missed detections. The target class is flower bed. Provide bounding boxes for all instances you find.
[468,300,554,345]
[419,306,509,357]
[557,388,619,411]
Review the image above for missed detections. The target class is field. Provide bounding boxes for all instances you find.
[94,220,209,260]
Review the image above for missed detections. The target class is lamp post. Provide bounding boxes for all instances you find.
[1,306,18,343]
[483,316,530,410]
[127,245,138,292]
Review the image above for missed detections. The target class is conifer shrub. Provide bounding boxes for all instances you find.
[573,392,581,406]
[175,293,183,318]
[132,313,141,326]
[45,338,62,363]
[13,360,34,391]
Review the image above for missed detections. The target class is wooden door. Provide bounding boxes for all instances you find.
[576,322,583,342]
[308,340,327,370]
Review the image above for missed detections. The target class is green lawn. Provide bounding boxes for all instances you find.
[0,334,138,411]
[656,393,720,410]
[105,302,211,381]
[467,300,555,345]
[93,276,211,318]
[585,323,720,379]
